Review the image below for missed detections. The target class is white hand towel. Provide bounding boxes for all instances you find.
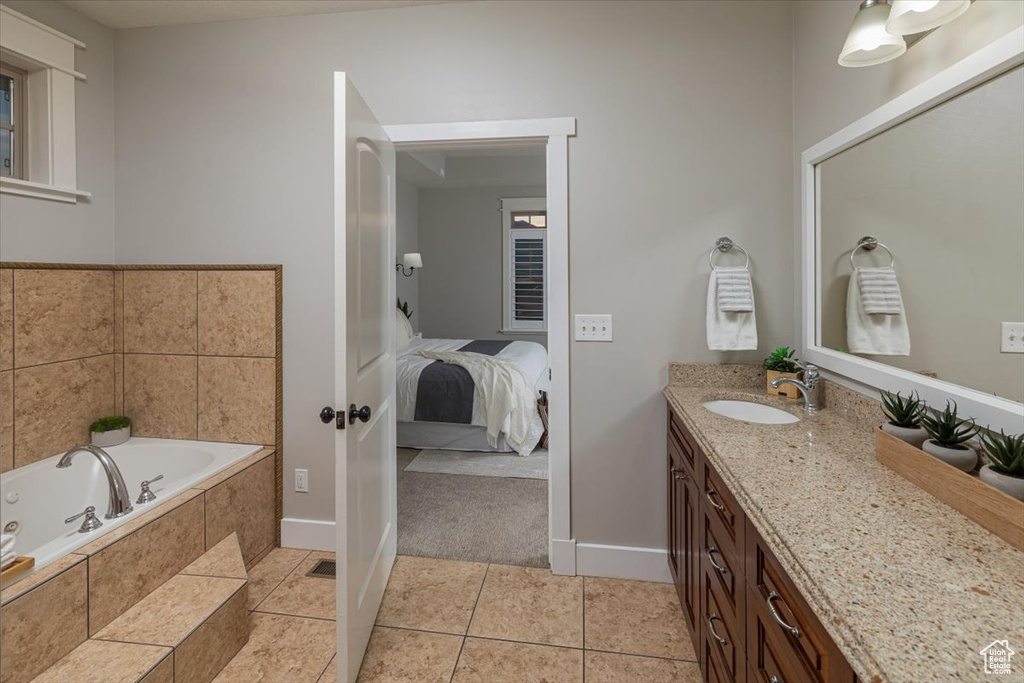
[1,549,16,570]
[707,269,757,351]
[715,266,754,312]
[847,273,910,355]
[0,533,14,555]
[857,266,903,315]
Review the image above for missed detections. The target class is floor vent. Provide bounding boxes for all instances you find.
[306,559,337,579]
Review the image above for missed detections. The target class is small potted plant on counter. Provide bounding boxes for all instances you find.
[90,415,132,448]
[919,401,977,472]
[978,429,1024,500]
[763,347,801,399]
[880,390,927,447]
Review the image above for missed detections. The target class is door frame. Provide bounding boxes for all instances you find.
[384,117,577,575]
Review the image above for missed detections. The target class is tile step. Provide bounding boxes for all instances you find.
[32,534,251,683]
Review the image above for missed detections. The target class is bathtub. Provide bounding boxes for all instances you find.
[1,438,263,573]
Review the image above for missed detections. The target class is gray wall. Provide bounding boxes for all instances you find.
[112,0,796,548]
[0,0,116,264]
[792,0,1024,393]
[418,185,547,345]
[396,179,419,332]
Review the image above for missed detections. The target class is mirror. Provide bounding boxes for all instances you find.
[816,64,1024,405]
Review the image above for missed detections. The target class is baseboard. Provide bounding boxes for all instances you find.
[280,517,336,552]
[550,538,577,576]
[575,542,672,583]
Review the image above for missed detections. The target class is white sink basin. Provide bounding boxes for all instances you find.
[702,400,800,424]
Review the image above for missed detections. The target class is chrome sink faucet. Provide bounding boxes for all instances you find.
[770,362,822,414]
[56,445,134,519]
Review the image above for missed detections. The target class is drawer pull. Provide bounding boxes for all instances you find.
[705,486,726,512]
[706,613,729,645]
[670,466,686,481]
[770,677,782,683]
[766,591,801,638]
[705,545,728,575]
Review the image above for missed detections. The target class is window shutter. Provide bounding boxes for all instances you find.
[510,228,546,329]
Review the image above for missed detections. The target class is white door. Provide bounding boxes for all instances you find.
[332,72,397,683]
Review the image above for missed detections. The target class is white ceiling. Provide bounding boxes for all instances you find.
[59,0,465,30]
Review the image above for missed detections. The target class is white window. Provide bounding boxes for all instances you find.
[0,5,89,202]
[501,198,547,333]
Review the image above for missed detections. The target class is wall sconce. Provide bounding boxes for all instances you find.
[396,253,422,277]
[839,0,972,68]
[838,0,906,68]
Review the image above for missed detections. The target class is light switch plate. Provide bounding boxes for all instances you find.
[295,469,309,493]
[1001,322,1024,353]
[575,314,613,342]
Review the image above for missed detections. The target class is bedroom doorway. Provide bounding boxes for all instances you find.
[386,118,575,574]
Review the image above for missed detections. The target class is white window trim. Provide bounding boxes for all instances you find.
[501,197,548,334]
[0,5,89,203]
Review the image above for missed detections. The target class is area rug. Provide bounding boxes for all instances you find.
[404,448,548,480]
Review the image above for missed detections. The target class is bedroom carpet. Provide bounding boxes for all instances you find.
[404,448,548,480]
[397,448,549,568]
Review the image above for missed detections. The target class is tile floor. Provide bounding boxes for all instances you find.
[217,550,700,682]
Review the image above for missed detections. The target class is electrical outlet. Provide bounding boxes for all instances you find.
[294,469,309,493]
[575,314,613,342]
[1002,322,1024,353]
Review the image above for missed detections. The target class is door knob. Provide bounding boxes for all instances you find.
[320,406,345,430]
[349,404,372,425]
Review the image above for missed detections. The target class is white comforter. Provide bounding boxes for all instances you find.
[396,337,549,448]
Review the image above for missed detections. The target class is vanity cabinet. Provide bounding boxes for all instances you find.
[667,404,856,683]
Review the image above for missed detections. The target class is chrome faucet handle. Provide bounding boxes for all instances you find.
[65,505,103,533]
[136,475,164,505]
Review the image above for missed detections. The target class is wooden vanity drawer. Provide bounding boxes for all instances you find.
[669,410,698,474]
[745,524,854,683]
[702,561,745,683]
[747,597,808,683]
[701,459,744,559]
[702,508,744,615]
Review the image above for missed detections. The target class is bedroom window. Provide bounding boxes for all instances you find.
[501,198,547,333]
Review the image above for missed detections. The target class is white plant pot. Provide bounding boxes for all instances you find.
[979,464,1024,500]
[881,422,928,448]
[91,426,130,448]
[922,439,977,472]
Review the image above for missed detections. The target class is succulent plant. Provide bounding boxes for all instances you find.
[919,401,977,449]
[763,347,800,374]
[880,390,924,429]
[89,415,131,433]
[979,429,1024,478]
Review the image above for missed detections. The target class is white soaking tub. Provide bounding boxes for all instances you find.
[0,438,263,573]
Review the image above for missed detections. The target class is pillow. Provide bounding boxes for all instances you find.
[395,308,415,349]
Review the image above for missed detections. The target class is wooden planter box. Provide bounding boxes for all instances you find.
[766,370,801,399]
[875,428,1024,551]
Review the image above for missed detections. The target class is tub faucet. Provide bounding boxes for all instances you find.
[57,445,134,519]
[770,363,822,414]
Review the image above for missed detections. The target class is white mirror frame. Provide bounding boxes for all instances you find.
[801,26,1024,433]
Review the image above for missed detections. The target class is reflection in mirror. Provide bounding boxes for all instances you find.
[818,65,1024,403]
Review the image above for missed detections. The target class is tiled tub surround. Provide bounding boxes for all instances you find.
[0,448,275,683]
[0,264,283,539]
[2,439,263,572]
[664,363,1024,682]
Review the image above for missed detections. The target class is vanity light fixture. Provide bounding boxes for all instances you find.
[396,252,422,277]
[886,0,971,35]
[839,0,907,68]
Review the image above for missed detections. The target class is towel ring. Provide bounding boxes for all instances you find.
[709,237,749,270]
[850,236,895,270]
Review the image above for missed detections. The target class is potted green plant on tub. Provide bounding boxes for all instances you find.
[919,401,977,472]
[978,429,1024,500]
[90,415,131,448]
[763,347,801,399]
[879,390,927,447]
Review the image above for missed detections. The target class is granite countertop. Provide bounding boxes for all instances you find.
[664,365,1024,683]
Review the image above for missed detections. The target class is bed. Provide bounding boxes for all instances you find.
[395,320,549,455]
